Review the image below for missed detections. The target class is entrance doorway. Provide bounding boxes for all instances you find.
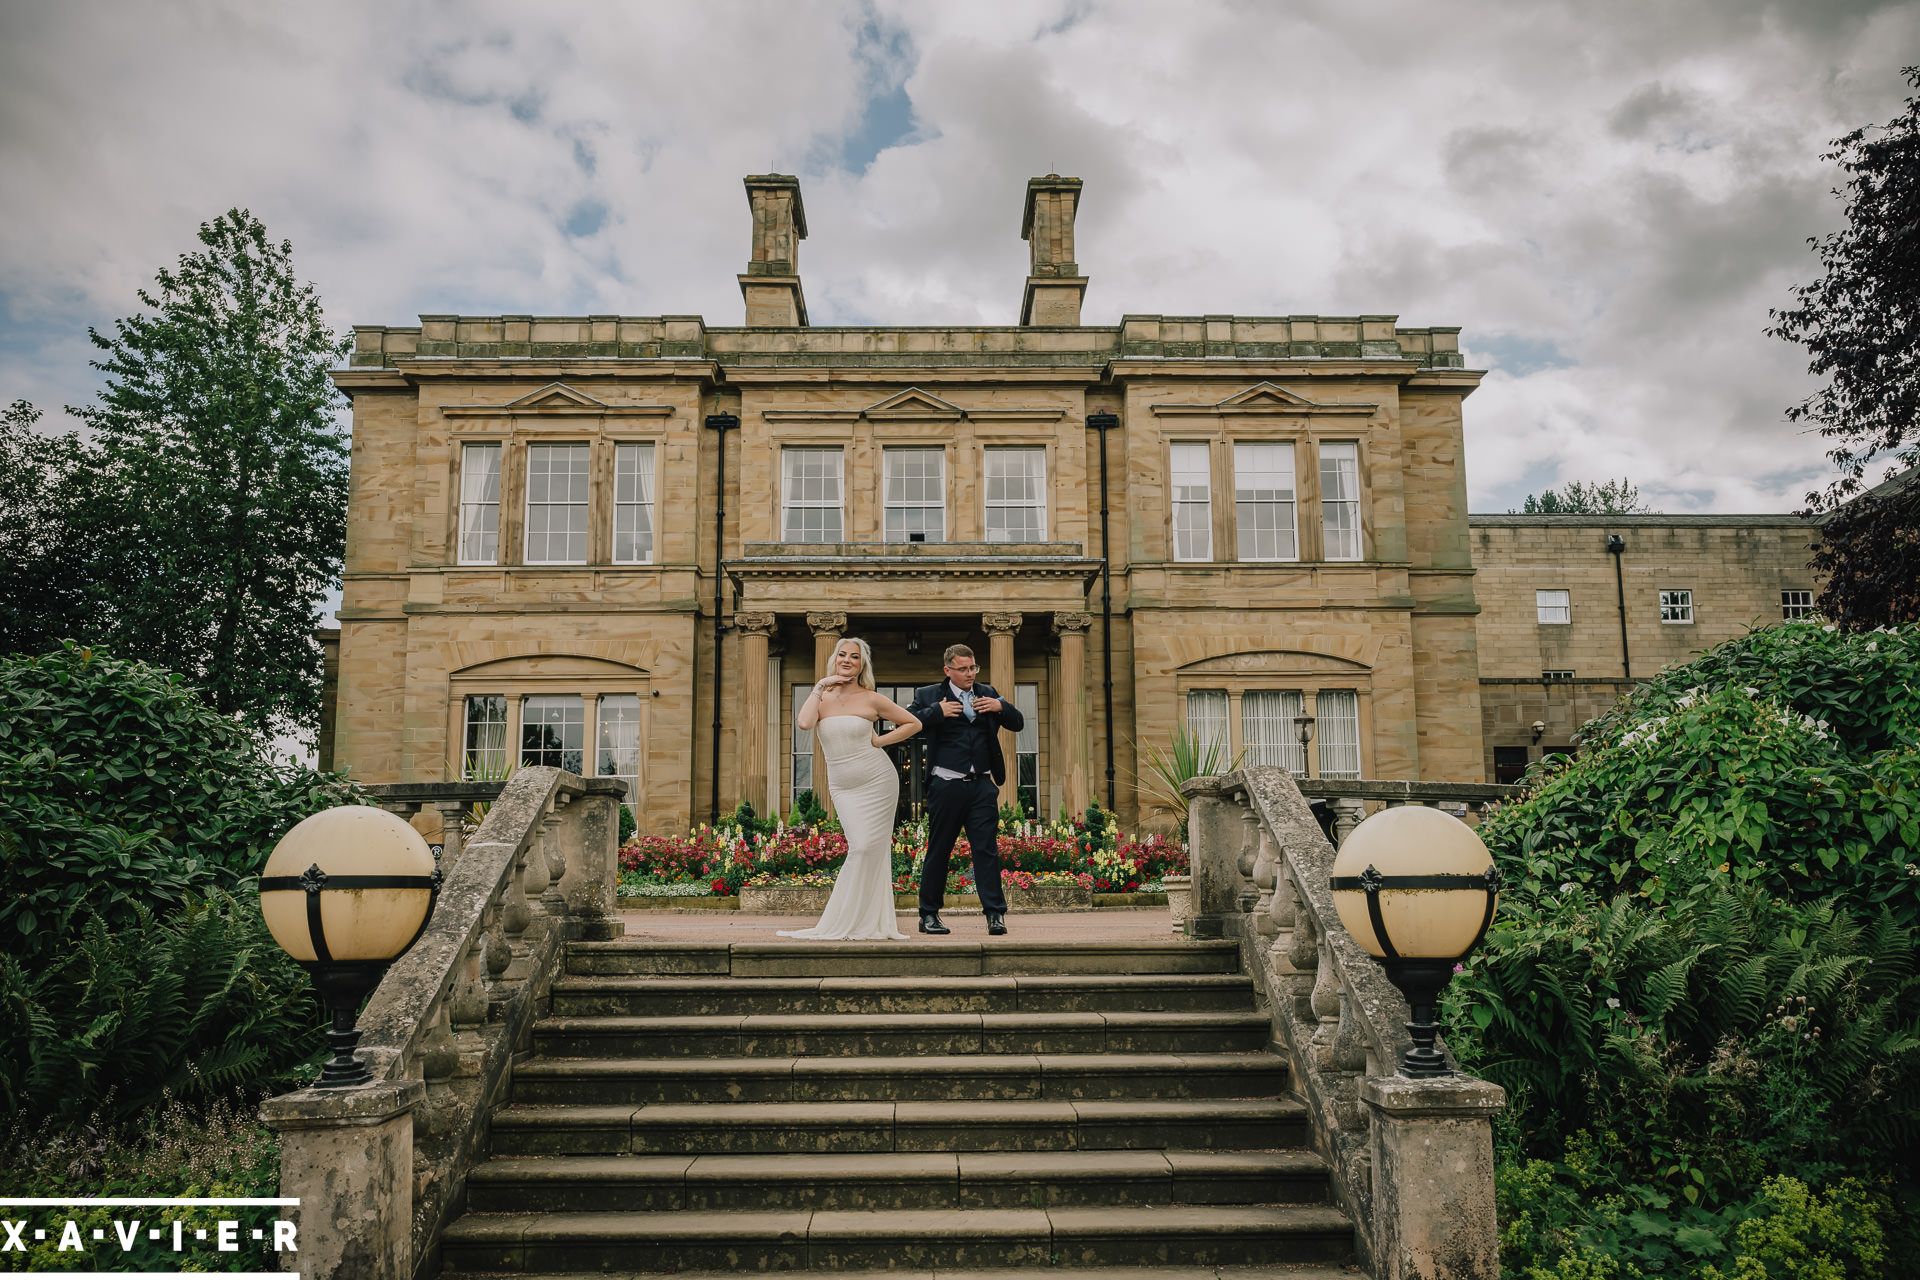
[877,684,926,825]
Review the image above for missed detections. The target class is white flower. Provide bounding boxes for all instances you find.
[1606,997,1621,1009]
[1559,881,1576,894]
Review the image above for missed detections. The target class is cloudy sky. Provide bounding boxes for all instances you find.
[3,0,1915,515]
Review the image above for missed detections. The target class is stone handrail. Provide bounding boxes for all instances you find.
[261,768,625,1280]
[1183,766,1504,1280]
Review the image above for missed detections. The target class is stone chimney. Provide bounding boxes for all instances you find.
[1020,174,1086,326]
[739,174,809,327]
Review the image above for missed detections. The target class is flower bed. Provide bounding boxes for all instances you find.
[618,806,1188,903]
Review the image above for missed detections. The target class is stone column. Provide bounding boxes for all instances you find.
[982,611,1023,812]
[1052,611,1092,815]
[1362,1074,1507,1280]
[806,611,846,819]
[735,612,778,820]
[260,1079,425,1280]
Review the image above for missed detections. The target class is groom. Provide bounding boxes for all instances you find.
[908,644,1023,936]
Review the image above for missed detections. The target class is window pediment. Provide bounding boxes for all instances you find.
[1176,648,1371,677]
[1151,382,1377,418]
[443,382,676,419]
[451,653,651,680]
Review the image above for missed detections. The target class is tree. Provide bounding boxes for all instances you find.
[69,209,351,741]
[1516,477,1653,514]
[1770,67,1920,625]
[0,401,117,655]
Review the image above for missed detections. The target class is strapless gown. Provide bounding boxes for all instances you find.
[777,716,908,941]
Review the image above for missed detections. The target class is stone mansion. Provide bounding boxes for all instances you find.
[318,173,1817,829]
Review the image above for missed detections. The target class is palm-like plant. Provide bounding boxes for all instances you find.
[1133,727,1244,825]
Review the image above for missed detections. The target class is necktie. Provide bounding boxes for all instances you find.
[959,687,976,721]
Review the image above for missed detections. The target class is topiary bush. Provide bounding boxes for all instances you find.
[0,643,371,962]
[1480,623,1920,928]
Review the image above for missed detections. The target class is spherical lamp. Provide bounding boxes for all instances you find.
[260,806,442,1087]
[1328,805,1500,1077]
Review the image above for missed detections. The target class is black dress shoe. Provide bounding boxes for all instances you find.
[986,912,1008,936]
[919,912,951,935]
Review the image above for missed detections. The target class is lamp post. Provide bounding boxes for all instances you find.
[1328,806,1500,1077]
[260,806,442,1088]
[1296,712,1316,778]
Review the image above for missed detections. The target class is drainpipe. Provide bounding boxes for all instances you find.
[1086,412,1120,809]
[704,412,740,824]
[1607,533,1630,679]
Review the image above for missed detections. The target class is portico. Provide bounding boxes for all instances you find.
[726,541,1103,820]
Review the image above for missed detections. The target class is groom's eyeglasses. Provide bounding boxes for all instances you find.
[947,663,977,673]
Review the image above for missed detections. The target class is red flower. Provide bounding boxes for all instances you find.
[711,878,729,895]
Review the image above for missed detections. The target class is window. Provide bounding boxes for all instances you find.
[524,443,590,564]
[1781,590,1814,620]
[457,443,501,565]
[984,447,1047,542]
[1169,442,1212,561]
[1316,690,1361,780]
[791,685,815,801]
[1536,589,1571,625]
[1241,691,1306,774]
[520,694,583,772]
[1493,746,1529,786]
[1660,589,1694,624]
[1319,441,1362,561]
[884,448,945,543]
[1015,682,1039,818]
[463,694,507,779]
[1185,690,1229,762]
[1542,669,1575,682]
[782,447,844,543]
[596,694,641,811]
[1234,442,1298,560]
[612,443,656,564]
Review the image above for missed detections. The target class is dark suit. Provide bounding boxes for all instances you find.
[909,680,1023,915]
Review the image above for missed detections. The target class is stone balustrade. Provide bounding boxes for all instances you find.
[1183,766,1505,1280]
[260,768,625,1280]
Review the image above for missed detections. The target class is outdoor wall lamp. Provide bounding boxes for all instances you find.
[260,806,441,1088]
[1329,806,1500,1078]
[905,630,922,653]
[1296,713,1316,776]
[1531,720,1546,744]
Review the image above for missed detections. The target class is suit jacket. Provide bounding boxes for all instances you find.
[908,680,1025,787]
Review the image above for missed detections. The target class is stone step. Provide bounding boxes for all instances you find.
[441,1268,1365,1280]
[566,939,1242,979]
[488,1098,1309,1157]
[439,1204,1354,1272]
[549,972,1256,1016]
[531,1011,1273,1058]
[511,1052,1289,1105]
[463,1149,1331,1213]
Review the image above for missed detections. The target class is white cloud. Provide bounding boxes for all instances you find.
[3,0,1914,513]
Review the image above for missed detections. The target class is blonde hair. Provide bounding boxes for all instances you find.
[832,636,877,691]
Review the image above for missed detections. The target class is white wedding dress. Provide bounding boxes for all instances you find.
[777,716,908,941]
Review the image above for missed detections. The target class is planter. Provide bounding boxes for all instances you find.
[1004,884,1094,912]
[739,884,832,914]
[1162,874,1192,933]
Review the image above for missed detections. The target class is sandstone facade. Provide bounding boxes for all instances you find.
[319,173,1820,828]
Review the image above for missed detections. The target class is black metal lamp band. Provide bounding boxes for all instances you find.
[1328,864,1502,962]
[260,863,443,964]
[1330,862,1502,1079]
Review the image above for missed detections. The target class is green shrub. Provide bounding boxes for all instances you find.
[1702,1177,1889,1280]
[1447,886,1920,1195]
[0,890,325,1123]
[1481,682,1920,928]
[0,644,370,961]
[0,1090,282,1271]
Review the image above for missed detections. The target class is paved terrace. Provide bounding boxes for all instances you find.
[616,906,1181,946]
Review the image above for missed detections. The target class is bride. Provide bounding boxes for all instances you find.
[777,637,924,941]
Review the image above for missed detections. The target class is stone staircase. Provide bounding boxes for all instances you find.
[436,936,1360,1278]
